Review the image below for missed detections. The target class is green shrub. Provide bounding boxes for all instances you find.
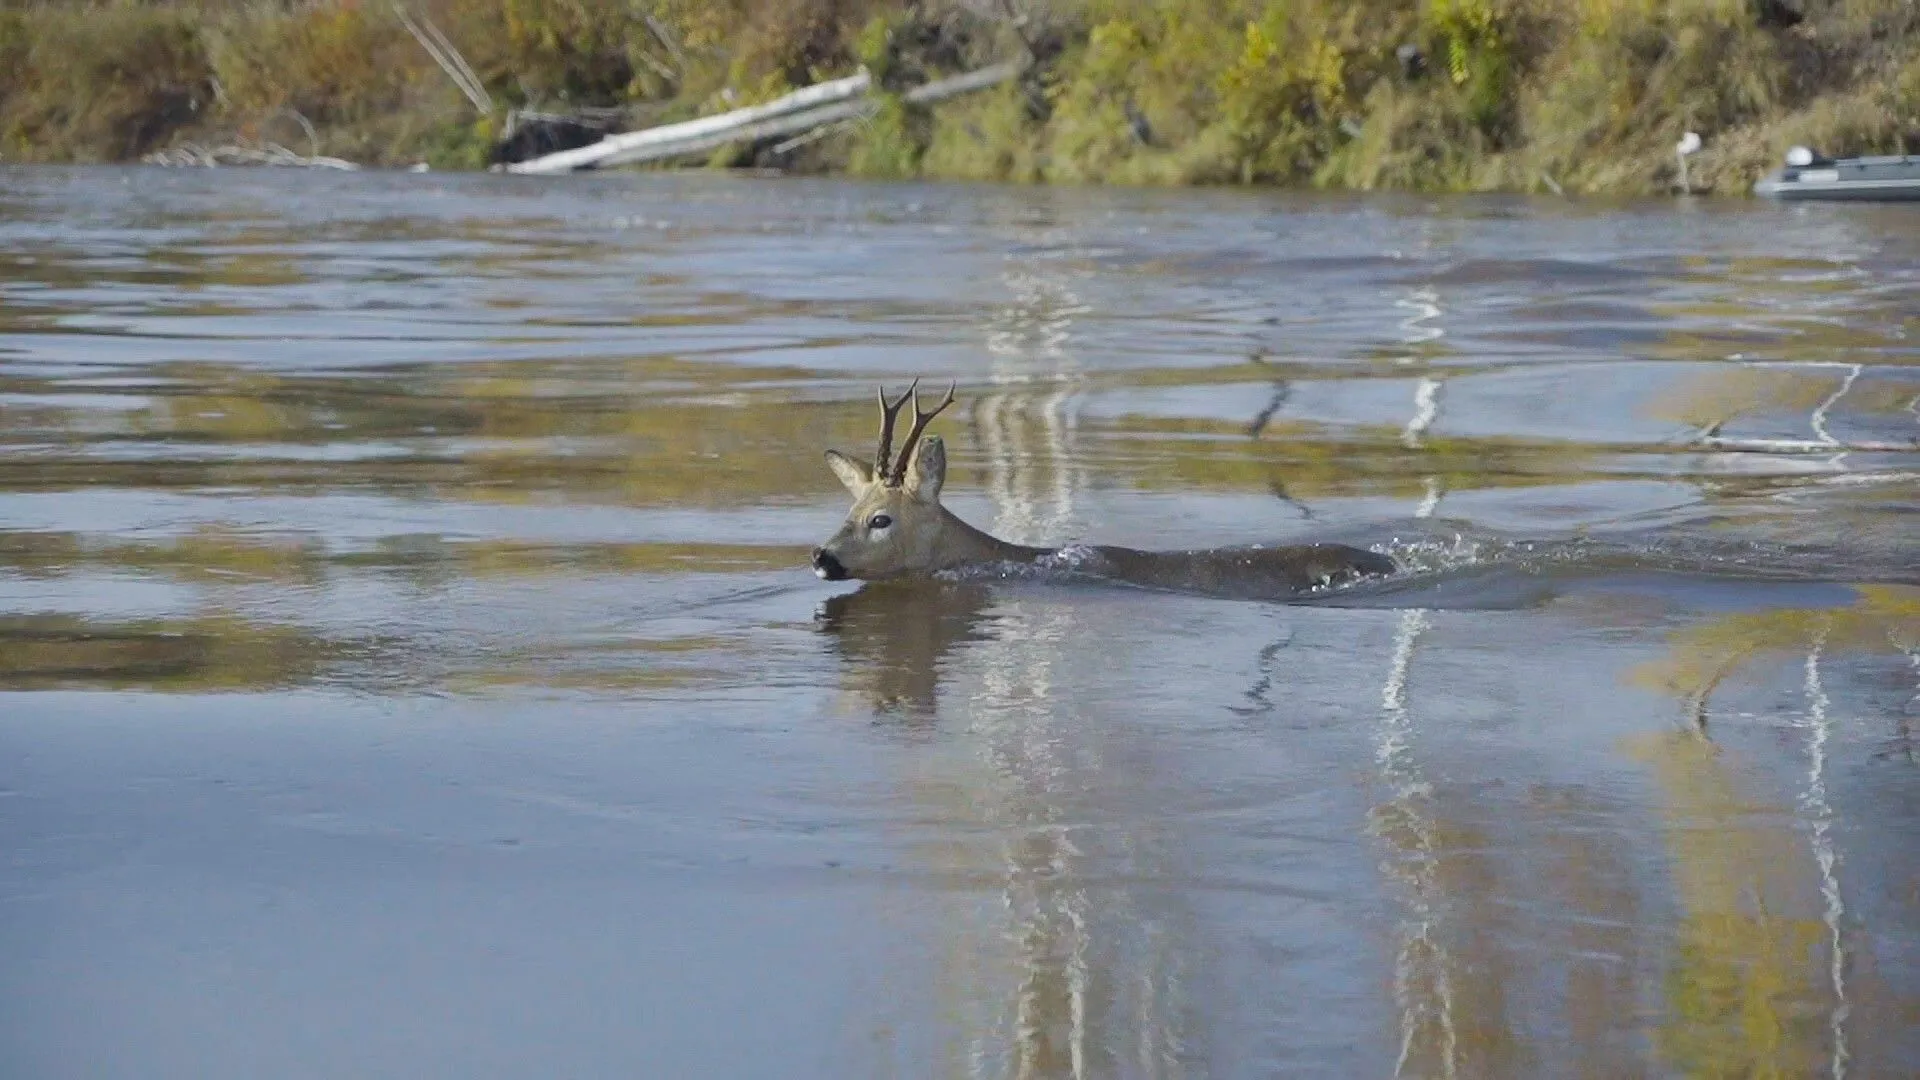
[848,95,929,177]
[0,0,1912,192]
[205,3,412,126]
[1208,17,1353,182]
[920,79,1047,182]
[1425,0,1515,140]
[2,3,212,161]
[418,115,500,171]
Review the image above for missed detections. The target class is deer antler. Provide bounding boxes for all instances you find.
[886,380,957,487]
[874,378,917,479]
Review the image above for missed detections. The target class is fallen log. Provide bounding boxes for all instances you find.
[899,60,1026,104]
[505,60,1024,175]
[593,96,873,169]
[506,70,873,175]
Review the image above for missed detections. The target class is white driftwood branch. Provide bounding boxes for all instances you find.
[643,14,686,74]
[901,60,1026,104]
[595,60,1026,168]
[266,108,323,159]
[770,117,861,156]
[596,97,871,168]
[142,142,360,170]
[507,61,1024,175]
[632,48,678,84]
[508,70,873,174]
[394,2,492,116]
[418,8,489,112]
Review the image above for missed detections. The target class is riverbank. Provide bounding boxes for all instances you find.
[3,0,1915,196]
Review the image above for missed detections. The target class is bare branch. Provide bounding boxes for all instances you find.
[393,3,492,116]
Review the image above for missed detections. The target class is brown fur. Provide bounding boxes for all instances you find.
[811,388,1397,595]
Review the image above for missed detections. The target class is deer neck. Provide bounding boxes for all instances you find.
[933,506,1051,570]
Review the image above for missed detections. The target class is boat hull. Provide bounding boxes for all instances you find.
[1756,155,1920,201]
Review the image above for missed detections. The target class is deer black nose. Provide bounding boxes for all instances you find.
[810,547,847,581]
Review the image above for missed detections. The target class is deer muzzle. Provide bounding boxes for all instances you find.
[810,547,848,581]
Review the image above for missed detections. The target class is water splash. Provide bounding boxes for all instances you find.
[933,544,1113,586]
[1037,543,1104,571]
[1374,532,1496,576]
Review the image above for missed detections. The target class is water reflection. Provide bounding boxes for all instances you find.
[809,578,1920,1077]
[816,581,996,722]
[0,612,349,691]
[1626,585,1920,1076]
[3,169,1919,1077]
[1631,585,1920,740]
[1638,732,1840,1078]
[821,580,1197,1078]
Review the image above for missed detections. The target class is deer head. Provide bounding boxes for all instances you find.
[811,380,957,581]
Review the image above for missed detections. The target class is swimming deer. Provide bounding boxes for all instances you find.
[810,381,1399,598]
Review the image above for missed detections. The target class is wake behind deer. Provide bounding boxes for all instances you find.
[810,380,1400,599]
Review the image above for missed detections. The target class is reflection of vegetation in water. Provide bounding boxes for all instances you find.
[1629,586,1920,723]
[1627,589,1920,1074]
[0,527,356,690]
[0,529,799,584]
[1369,794,1533,1077]
[1639,260,1917,449]
[818,582,1198,1075]
[1124,414,1609,503]
[1525,786,1650,1080]
[1367,584,1920,1075]
[1629,732,1833,1079]
[1645,360,1916,446]
[0,528,806,695]
[1648,364,1862,431]
[814,581,997,721]
[449,633,753,694]
[0,226,1709,516]
[5,337,1625,512]
[2,351,891,508]
[1369,608,1540,1079]
[0,247,307,296]
[0,613,346,691]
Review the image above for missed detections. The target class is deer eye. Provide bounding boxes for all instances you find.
[867,513,893,531]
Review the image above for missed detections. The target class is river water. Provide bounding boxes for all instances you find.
[2,166,1917,1078]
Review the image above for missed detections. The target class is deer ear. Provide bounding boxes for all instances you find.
[824,449,875,494]
[904,435,946,503]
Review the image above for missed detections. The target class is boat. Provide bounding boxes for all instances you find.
[1754,146,1920,201]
